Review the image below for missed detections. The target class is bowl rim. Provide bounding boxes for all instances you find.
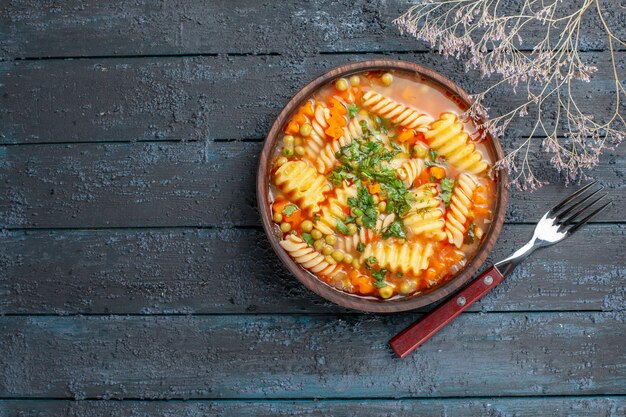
[256,59,508,313]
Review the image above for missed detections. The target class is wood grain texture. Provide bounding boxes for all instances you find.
[1,0,623,59]
[2,397,625,417]
[2,225,623,315]
[0,141,623,229]
[1,52,624,144]
[1,313,624,399]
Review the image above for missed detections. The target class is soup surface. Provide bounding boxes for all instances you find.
[269,69,497,300]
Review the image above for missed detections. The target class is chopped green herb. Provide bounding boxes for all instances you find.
[373,280,388,288]
[372,268,388,287]
[302,233,314,246]
[382,219,407,240]
[347,103,359,119]
[357,242,366,252]
[464,221,476,244]
[440,177,455,207]
[344,215,355,224]
[335,217,351,235]
[282,204,298,217]
[374,116,392,134]
[313,214,321,221]
[396,272,404,278]
[429,149,438,162]
[348,185,378,230]
[365,256,378,266]
[424,160,437,167]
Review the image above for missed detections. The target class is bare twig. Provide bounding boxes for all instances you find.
[394,0,625,189]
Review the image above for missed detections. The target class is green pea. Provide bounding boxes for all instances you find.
[335,78,349,91]
[301,220,313,232]
[299,124,312,137]
[381,73,393,86]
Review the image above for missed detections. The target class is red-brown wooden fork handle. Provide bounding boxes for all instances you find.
[389,265,505,358]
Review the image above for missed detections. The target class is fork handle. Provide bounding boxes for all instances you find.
[389,265,505,358]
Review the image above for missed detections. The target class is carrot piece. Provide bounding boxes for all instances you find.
[351,274,374,295]
[285,120,300,135]
[430,166,446,180]
[300,101,314,117]
[328,97,347,115]
[413,169,432,187]
[293,113,308,125]
[397,129,415,143]
[286,209,304,227]
[272,199,289,214]
[358,279,375,295]
[367,183,381,194]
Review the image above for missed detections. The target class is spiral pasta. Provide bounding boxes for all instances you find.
[396,158,425,188]
[360,241,434,275]
[402,183,446,240]
[362,91,434,130]
[274,160,330,214]
[304,104,331,162]
[315,185,357,235]
[424,113,488,175]
[445,173,478,248]
[334,213,395,253]
[280,234,343,278]
[316,115,370,174]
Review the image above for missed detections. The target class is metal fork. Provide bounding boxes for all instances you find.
[389,181,612,358]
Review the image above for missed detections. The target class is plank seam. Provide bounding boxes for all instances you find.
[1,394,625,401]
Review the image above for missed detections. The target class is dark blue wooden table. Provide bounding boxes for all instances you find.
[1,1,625,416]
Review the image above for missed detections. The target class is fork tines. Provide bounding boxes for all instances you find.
[549,181,612,233]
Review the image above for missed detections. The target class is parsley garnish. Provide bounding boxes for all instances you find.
[302,233,314,246]
[335,217,351,235]
[365,256,378,266]
[372,268,388,287]
[382,219,407,240]
[335,122,414,230]
[282,204,298,217]
[347,185,378,230]
[424,160,437,167]
[357,242,366,252]
[429,149,438,162]
[374,116,392,134]
[440,178,455,207]
[347,103,359,119]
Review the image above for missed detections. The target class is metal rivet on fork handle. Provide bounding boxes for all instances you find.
[457,297,466,306]
[484,275,493,285]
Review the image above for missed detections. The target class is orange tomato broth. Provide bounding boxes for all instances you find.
[269,69,497,300]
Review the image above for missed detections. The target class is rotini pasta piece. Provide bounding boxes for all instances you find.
[274,160,330,214]
[402,183,446,240]
[316,115,370,174]
[445,173,478,248]
[362,91,434,130]
[280,234,343,278]
[304,104,331,162]
[360,241,434,275]
[424,113,489,175]
[334,213,395,253]
[396,158,425,188]
[314,184,357,235]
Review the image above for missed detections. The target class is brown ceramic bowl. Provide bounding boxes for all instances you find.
[257,60,508,313]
